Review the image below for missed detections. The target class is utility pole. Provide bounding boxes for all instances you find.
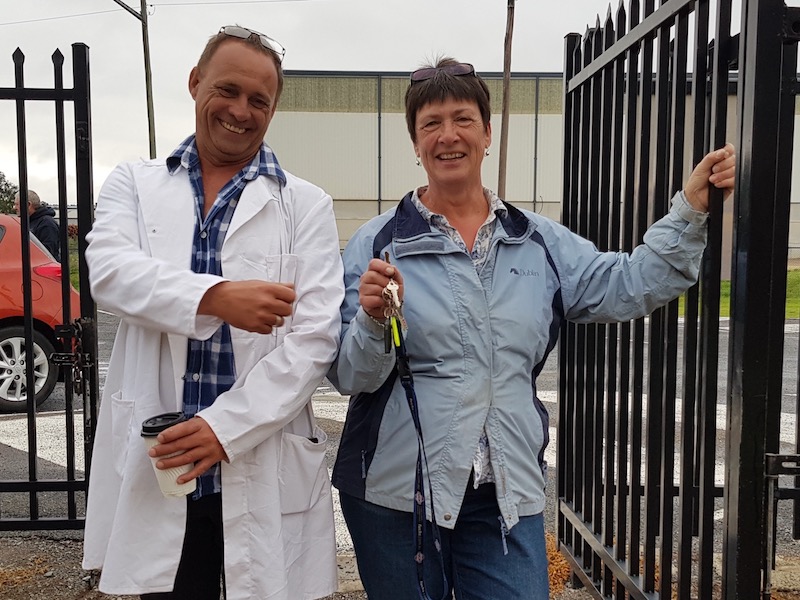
[497,0,515,199]
[111,0,156,158]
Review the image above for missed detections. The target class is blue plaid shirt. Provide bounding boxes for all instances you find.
[166,135,286,498]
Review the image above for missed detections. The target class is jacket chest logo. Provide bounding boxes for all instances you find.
[510,267,539,277]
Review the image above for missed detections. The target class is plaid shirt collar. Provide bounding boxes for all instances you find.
[166,134,287,187]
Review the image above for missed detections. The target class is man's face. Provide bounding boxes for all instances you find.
[189,40,280,169]
[13,196,20,216]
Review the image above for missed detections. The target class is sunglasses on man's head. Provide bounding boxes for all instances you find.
[410,63,476,84]
[219,25,286,63]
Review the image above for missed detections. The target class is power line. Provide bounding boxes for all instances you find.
[0,9,120,27]
[155,0,322,4]
[157,1,320,4]
[0,0,324,27]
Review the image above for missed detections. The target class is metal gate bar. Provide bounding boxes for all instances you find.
[53,49,79,522]
[675,2,709,597]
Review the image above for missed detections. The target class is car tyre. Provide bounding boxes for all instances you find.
[0,326,58,411]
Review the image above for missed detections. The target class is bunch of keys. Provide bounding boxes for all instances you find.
[382,254,407,353]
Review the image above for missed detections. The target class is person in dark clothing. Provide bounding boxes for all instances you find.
[14,190,60,261]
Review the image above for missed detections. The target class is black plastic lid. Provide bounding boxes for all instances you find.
[141,412,187,436]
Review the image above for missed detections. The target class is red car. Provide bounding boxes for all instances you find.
[0,213,81,411]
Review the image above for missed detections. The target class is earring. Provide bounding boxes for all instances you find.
[415,156,421,166]
[485,148,490,156]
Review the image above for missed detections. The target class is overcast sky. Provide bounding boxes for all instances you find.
[0,0,641,203]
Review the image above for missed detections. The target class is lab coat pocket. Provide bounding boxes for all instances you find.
[262,253,298,284]
[110,390,135,476]
[278,426,329,514]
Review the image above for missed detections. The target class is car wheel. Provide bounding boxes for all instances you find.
[0,326,58,412]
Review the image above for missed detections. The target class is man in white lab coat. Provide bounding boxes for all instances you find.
[82,26,343,600]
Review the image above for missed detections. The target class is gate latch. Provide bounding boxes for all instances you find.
[54,320,94,396]
[783,7,800,42]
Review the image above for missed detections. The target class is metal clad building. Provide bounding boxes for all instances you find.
[267,71,564,249]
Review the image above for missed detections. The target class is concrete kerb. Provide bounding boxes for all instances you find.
[712,552,800,595]
[336,554,363,592]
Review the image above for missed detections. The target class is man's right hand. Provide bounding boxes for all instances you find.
[198,280,296,334]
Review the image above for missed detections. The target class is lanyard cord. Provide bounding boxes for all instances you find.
[392,317,449,600]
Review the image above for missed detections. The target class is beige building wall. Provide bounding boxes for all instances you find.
[268,112,378,200]
[270,73,566,249]
[270,110,565,248]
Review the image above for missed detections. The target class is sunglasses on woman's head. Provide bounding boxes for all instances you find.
[219,25,286,63]
[410,63,475,84]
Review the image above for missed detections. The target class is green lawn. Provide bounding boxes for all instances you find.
[682,269,800,318]
[68,238,80,290]
[787,269,800,318]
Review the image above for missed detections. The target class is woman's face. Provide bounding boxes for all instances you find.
[413,97,491,190]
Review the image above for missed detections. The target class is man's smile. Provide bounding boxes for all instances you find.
[220,120,246,134]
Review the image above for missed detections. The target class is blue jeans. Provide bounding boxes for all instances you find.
[340,481,549,600]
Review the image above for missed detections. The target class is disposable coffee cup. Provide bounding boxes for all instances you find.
[141,412,197,498]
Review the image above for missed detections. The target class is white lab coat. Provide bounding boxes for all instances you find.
[81,158,344,599]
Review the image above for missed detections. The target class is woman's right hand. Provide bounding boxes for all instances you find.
[359,258,404,322]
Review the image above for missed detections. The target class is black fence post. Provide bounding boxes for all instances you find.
[71,42,99,481]
[722,0,793,597]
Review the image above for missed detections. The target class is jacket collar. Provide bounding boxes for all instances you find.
[392,191,535,245]
[497,200,536,240]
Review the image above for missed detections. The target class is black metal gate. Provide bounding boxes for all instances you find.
[0,44,98,530]
[559,0,800,597]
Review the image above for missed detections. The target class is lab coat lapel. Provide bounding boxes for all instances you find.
[227,176,277,239]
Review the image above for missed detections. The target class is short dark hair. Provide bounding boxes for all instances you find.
[197,30,284,101]
[404,57,491,143]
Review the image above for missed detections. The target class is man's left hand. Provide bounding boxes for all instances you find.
[148,416,228,484]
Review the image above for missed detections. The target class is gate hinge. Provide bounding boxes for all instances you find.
[54,323,77,341]
[765,453,800,477]
[50,352,93,367]
[76,122,90,156]
[783,7,800,42]
[50,352,74,366]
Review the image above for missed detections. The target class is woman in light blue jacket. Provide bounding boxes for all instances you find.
[330,57,736,600]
